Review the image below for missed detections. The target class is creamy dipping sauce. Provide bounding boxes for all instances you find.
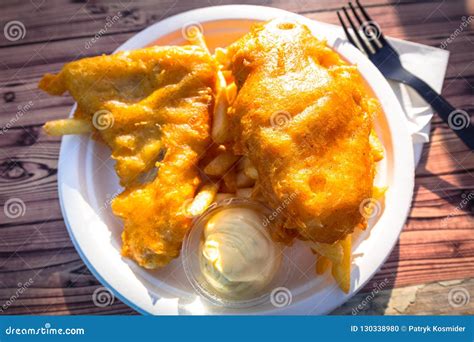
[199,207,281,299]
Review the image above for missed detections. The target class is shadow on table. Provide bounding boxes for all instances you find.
[332,127,471,315]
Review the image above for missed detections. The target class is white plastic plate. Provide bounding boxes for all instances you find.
[57,5,414,315]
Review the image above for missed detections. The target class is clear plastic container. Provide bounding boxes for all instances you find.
[181,197,293,308]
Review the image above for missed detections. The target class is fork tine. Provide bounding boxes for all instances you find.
[337,11,360,50]
[347,2,378,51]
[348,2,364,26]
[349,2,379,51]
[355,0,387,45]
[341,6,373,55]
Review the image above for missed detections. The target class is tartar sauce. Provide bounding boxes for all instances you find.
[199,207,281,299]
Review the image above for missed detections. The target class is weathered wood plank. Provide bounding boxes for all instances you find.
[333,278,474,315]
[0,0,452,50]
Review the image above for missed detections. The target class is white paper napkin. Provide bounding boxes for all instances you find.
[387,37,450,144]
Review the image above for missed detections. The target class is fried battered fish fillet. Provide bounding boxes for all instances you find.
[226,20,381,244]
[40,46,217,267]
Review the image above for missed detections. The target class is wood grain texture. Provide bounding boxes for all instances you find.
[0,0,472,315]
[333,278,474,315]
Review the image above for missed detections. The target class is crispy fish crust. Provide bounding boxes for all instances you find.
[226,20,380,244]
[40,46,217,267]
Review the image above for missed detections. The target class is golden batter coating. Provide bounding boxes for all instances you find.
[40,46,217,267]
[226,20,380,244]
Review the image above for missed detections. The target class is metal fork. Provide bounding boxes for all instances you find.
[338,0,474,150]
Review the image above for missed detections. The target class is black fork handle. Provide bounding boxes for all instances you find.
[399,69,474,150]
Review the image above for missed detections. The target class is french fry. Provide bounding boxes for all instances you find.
[331,235,352,293]
[226,82,237,104]
[190,30,210,54]
[221,70,234,84]
[307,241,343,265]
[251,184,264,201]
[223,169,237,193]
[43,119,92,136]
[237,157,245,171]
[242,157,258,179]
[236,187,253,198]
[212,71,231,143]
[187,183,219,216]
[214,47,229,66]
[199,144,226,170]
[189,31,231,144]
[203,151,239,176]
[244,165,258,180]
[316,255,331,275]
[370,129,384,162]
[236,170,255,188]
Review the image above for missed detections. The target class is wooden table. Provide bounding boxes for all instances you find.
[0,0,472,315]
